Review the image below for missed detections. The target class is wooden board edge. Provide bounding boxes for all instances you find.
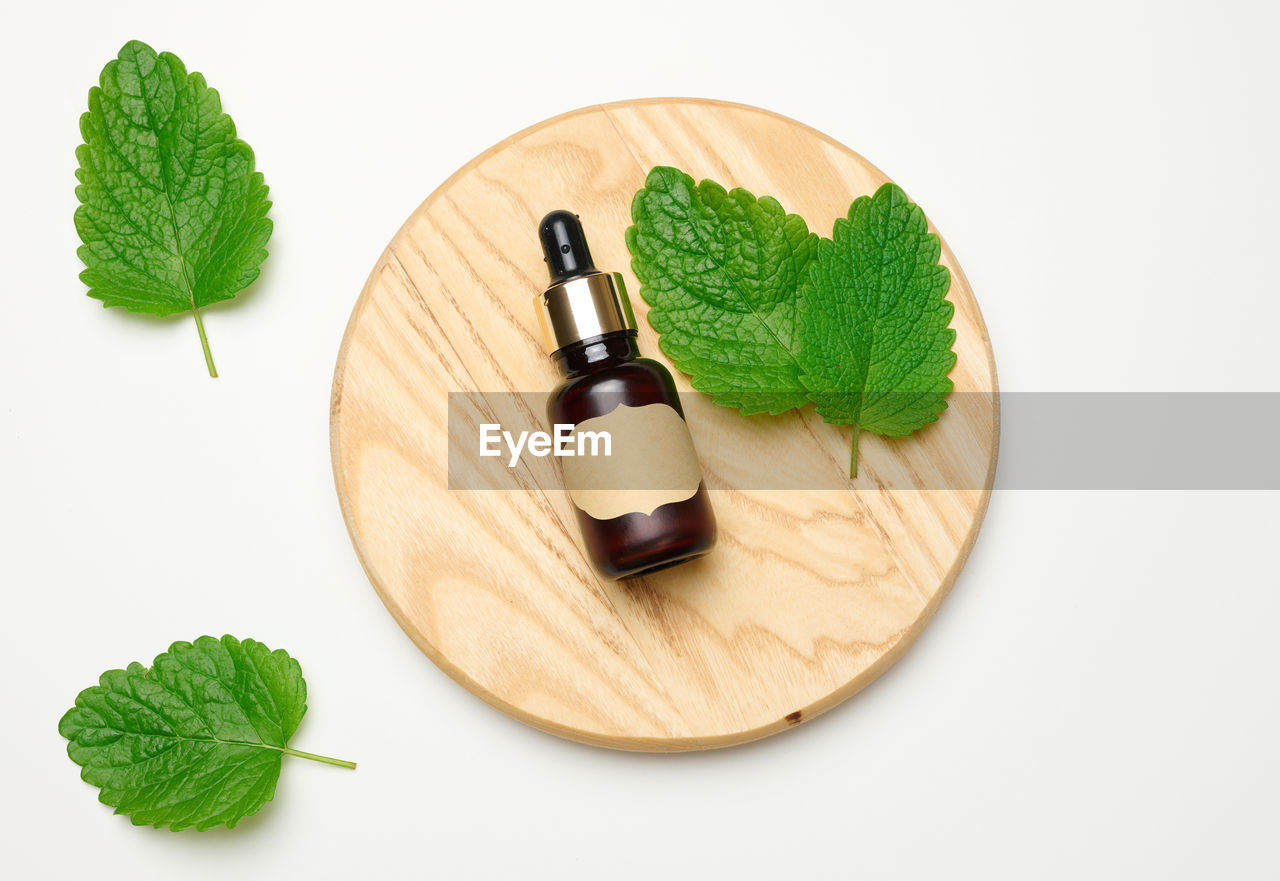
[328,98,1001,751]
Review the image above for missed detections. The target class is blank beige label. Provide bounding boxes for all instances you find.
[560,403,703,519]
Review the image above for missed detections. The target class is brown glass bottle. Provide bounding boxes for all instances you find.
[536,211,716,579]
[548,328,716,578]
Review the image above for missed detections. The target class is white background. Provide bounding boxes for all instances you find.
[2,0,1277,878]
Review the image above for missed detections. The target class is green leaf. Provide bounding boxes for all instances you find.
[625,168,957,478]
[626,166,818,414]
[58,635,354,831]
[75,40,272,377]
[799,183,957,475]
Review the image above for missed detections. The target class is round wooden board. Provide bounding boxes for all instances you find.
[331,99,999,751]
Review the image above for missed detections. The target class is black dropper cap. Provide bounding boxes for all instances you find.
[539,210,597,283]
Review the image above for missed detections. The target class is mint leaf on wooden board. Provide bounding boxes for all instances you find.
[59,635,354,831]
[626,169,956,476]
[626,166,818,415]
[75,40,272,377]
[799,183,956,475]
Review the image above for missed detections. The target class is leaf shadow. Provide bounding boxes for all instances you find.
[202,239,279,316]
[88,236,279,332]
[131,771,293,843]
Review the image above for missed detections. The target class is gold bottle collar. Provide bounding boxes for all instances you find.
[535,271,637,355]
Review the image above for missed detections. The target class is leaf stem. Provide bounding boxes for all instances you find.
[192,306,217,377]
[282,747,357,769]
[850,423,860,479]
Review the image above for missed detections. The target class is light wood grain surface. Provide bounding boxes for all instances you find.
[330,99,999,751]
